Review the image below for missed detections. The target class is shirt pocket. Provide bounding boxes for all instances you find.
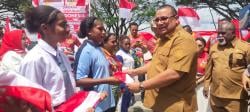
[211,53,219,66]
[229,51,247,72]
[158,49,171,69]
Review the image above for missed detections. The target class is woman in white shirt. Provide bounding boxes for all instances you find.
[115,35,135,112]
[0,30,28,72]
[19,5,76,107]
[116,35,134,70]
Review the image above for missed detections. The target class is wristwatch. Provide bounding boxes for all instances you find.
[139,82,145,92]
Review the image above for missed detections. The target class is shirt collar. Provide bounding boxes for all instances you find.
[101,47,112,57]
[230,37,238,48]
[220,37,238,48]
[86,38,100,47]
[38,39,58,57]
[160,25,182,41]
[118,48,128,53]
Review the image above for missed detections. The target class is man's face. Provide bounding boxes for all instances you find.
[154,7,178,38]
[130,25,138,37]
[217,24,235,46]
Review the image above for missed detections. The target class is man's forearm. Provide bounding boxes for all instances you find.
[134,62,151,76]
[142,69,182,90]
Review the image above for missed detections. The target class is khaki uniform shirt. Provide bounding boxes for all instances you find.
[144,25,198,112]
[204,38,250,99]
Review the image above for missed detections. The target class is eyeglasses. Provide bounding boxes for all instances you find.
[153,15,176,23]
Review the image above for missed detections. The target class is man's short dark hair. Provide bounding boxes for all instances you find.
[129,22,138,28]
[157,4,177,16]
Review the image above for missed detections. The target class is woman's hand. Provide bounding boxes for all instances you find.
[99,92,108,101]
[86,107,94,112]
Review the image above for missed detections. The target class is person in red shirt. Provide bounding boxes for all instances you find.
[60,33,81,55]
[195,37,209,83]
[60,33,81,63]
[195,37,211,112]
[128,22,156,54]
[196,37,208,75]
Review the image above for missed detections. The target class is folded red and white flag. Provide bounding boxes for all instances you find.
[119,0,136,19]
[114,71,134,84]
[55,91,102,112]
[0,71,52,112]
[178,7,200,28]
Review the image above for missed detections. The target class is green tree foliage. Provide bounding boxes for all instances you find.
[90,0,164,36]
[176,0,249,20]
[0,0,32,27]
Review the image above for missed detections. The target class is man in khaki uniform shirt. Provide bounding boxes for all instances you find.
[203,21,250,112]
[126,4,198,112]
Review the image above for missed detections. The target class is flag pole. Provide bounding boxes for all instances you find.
[208,6,217,30]
[88,0,91,17]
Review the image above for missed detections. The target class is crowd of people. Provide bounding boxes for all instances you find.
[0,3,250,112]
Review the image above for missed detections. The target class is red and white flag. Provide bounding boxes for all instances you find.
[76,0,85,6]
[0,71,104,112]
[4,17,11,33]
[114,71,134,84]
[32,0,44,7]
[178,7,200,28]
[55,91,102,112]
[0,71,52,112]
[119,0,136,19]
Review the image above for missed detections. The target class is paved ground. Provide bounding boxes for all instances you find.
[128,101,152,112]
[123,92,250,112]
[127,93,152,112]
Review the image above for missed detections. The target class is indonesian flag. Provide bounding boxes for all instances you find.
[0,71,52,112]
[114,71,134,84]
[4,17,11,33]
[32,0,43,7]
[55,91,102,112]
[231,19,241,38]
[119,0,136,19]
[241,30,250,41]
[76,0,85,6]
[178,7,200,28]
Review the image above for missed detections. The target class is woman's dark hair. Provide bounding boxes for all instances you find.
[119,35,130,43]
[103,33,117,43]
[195,37,207,46]
[78,16,98,38]
[24,5,61,34]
